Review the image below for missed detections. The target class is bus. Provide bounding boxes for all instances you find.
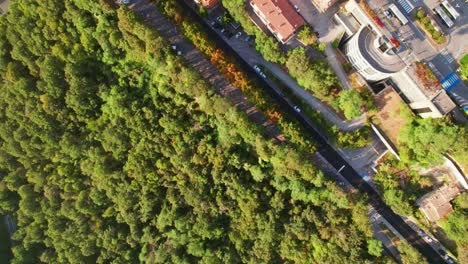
[434,5,454,28]
[441,0,460,20]
[389,4,408,25]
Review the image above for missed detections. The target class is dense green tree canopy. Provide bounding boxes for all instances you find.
[398,118,468,166]
[286,47,338,100]
[338,89,363,120]
[0,0,385,263]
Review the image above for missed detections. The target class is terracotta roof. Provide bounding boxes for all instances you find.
[250,0,305,42]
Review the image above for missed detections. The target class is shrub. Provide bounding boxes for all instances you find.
[297,25,318,46]
[415,9,426,19]
[420,17,429,25]
[338,89,363,120]
[436,36,445,44]
[460,54,468,79]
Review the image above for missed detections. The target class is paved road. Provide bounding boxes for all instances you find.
[125,0,446,262]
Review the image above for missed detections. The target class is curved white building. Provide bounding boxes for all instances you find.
[344,26,405,82]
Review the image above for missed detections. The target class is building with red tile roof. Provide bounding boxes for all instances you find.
[250,0,305,43]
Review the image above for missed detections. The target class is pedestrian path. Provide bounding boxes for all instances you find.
[441,72,461,91]
[398,0,414,14]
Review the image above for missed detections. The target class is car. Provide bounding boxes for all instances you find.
[338,181,345,186]
[119,0,131,4]
[294,5,300,12]
[171,45,177,50]
[216,16,223,23]
[176,50,183,56]
[417,229,424,235]
[244,35,252,42]
[222,29,234,38]
[438,249,447,256]
[445,256,455,264]
[383,10,392,19]
[235,32,242,39]
[220,28,225,33]
[293,106,301,113]
[260,72,267,79]
[424,236,433,242]
[253,65,261,73]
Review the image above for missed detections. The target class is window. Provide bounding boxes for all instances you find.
[413,107,433,114]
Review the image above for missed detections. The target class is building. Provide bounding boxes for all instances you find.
[338,0,455,118]
[250,0,305,43]
[417,184,461,222]
[194,0,219,9]
[312,0,339,12]
[344,26,405,82]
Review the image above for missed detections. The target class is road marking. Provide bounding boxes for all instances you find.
[337,165,346,173]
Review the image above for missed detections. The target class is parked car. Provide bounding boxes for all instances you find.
[253,65,261,73]
[119,0,131,4]
[223,30,234,38]
[424,236,433,243]
[294,4,300,12]
[384,10,393,19]
[244,35,252,42]
[235,32,242,39]
[260,72,267,79]
[293,105,301,113]
[211,21,222,29]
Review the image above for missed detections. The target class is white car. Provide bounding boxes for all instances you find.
[260,72,267,79]
[253,65,261,73]
[424,236,433,243]
[235,32,242,39]
[293,106,301,113]
[294,5,300,12]
[119,0,131,4]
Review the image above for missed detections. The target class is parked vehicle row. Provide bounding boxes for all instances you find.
[210,13,253,42]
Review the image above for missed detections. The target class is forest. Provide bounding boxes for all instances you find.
[0,0,393,263]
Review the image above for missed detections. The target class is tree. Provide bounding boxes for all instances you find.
[338,89,363,120]
[399,118,467,165]
[0,1,377,263]
[297,26,318,46]
[460,54,468,80]
[367,239,383,257]
[397,241,427,264]
[286,47,338,100]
